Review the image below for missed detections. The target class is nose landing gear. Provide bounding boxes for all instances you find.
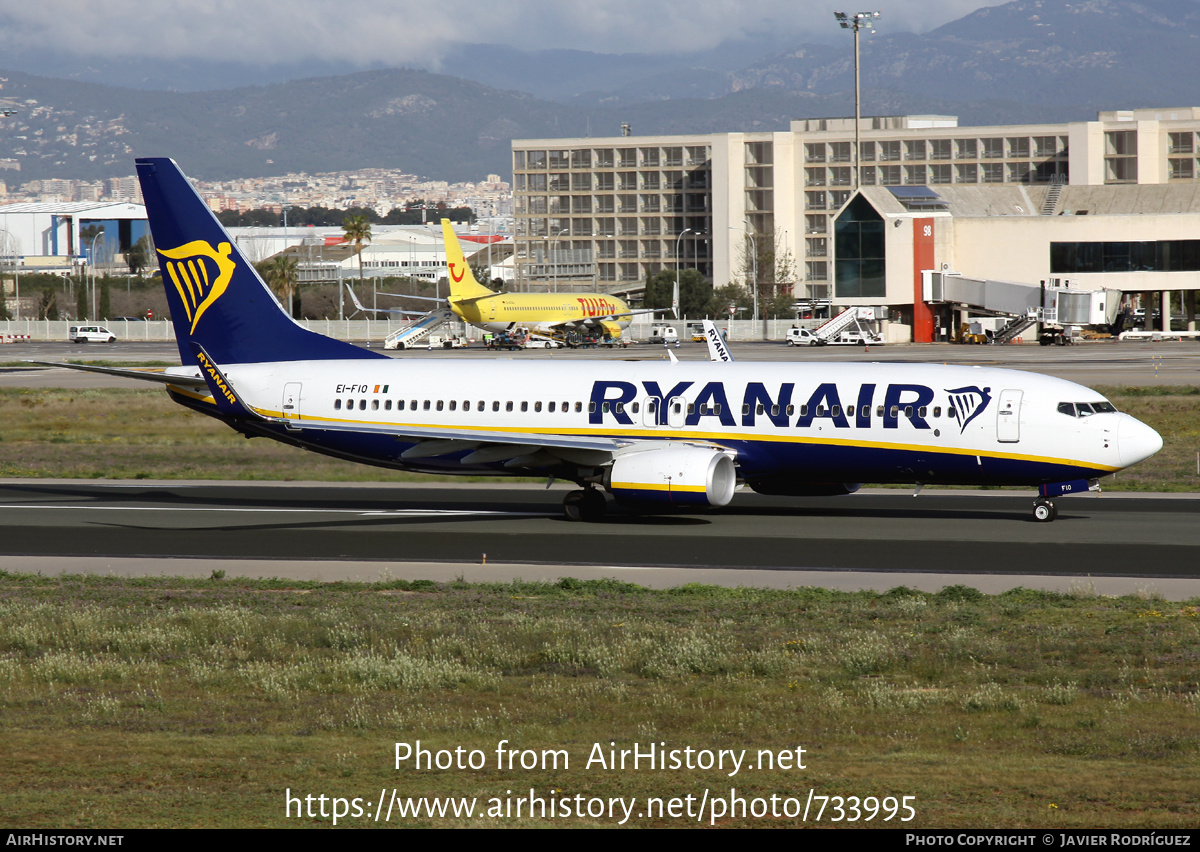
[1033,498,1057,522]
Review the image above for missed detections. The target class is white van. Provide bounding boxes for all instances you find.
[650,325,679,345]
[786,328,820,346]
[69,325,116,343]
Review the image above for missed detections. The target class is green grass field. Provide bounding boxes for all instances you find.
[0,574,1196,828]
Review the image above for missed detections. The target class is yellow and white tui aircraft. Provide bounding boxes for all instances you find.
[36,159,1164,523]
[359,221,642,342]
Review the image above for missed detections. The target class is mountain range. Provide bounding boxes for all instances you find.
[0,0,1196,184]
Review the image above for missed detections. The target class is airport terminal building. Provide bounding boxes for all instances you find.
[512,107,1200,339]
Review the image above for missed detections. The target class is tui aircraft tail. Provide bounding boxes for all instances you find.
[440,219,497,303]
[136,157,384,365]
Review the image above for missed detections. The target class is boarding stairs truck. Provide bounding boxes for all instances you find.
[384,308,456,350]
[787,307,883,346]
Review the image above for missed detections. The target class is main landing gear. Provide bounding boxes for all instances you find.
[1033,498,1058,522]
[563,488,607,522]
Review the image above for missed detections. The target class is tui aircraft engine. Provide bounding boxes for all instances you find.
[604,445,737,507]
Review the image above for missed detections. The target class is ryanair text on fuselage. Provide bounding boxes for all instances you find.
[588,379,991,433]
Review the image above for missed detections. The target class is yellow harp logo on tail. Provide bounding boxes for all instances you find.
[158,240,237,334]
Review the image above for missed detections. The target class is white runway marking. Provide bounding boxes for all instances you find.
[0,504,547,518]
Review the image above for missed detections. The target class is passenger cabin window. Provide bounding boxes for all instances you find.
[359,400,366,411]
[334,399,342,410]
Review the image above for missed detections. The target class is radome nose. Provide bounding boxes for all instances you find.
[1118,415,1163,468]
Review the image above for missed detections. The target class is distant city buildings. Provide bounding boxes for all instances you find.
[3,168,512,225]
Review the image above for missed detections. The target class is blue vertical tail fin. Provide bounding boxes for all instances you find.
[136,157,384,364]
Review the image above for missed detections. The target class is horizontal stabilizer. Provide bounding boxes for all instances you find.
[27,361,208,388]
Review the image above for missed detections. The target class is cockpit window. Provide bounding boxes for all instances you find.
[1058,401,1118,418]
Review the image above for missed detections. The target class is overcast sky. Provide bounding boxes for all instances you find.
[0,0,1000,68]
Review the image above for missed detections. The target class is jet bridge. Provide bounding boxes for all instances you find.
[922,272,1114,343]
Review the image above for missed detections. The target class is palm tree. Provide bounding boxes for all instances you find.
[341,214,372,321]
[260,254,300,317]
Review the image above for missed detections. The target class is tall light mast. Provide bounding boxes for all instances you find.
[835,11,881,190]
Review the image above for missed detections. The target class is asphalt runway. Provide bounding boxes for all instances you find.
[1,481,1197,600]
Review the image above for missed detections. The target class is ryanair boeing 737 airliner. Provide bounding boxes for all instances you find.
[48,158,1163,523]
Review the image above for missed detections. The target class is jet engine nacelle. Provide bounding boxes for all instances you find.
[605,445,737,507]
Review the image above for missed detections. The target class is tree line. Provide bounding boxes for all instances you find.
[216,203,475,228]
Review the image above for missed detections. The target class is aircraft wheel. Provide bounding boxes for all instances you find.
[563,489,606,522]
[1033,499,1057,522]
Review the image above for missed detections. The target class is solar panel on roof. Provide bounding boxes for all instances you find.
[887,186,941,199]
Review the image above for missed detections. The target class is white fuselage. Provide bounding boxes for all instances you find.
[187,358,1161,488]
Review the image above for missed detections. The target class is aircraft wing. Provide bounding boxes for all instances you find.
[27,361,209,388]
[263,414,648,467]
[344,283,433,316]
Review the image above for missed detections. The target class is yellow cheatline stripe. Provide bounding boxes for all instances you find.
[271,412,1116,472]
[611,482,706,492]
[167,384,215,404]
